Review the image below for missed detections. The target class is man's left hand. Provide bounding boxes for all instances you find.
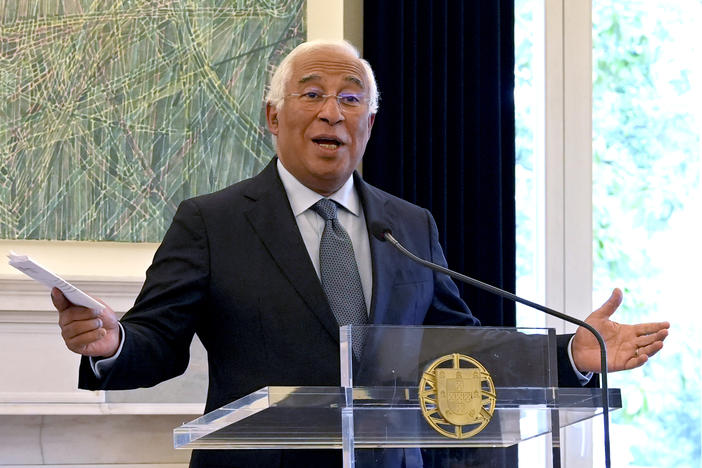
[572,288,670,373]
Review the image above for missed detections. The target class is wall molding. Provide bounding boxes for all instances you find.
[0,391,104,404]
[0,402,205,415]
[0,277,143,317]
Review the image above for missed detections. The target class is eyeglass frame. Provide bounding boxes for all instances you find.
[284,90,369,110]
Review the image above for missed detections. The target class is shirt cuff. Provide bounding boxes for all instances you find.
[568,335,594,385]
[89,322,125,379]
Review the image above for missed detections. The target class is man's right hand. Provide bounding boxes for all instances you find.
[52,287,120,358]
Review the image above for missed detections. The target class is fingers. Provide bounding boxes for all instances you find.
[53,288,107,330]
[51,288,71,312]
[58,305,101,327]
[623,342,662,371]
[595,288,624,318]
[622,332,667,371]
[61,317,104,341]
[58,306,105,354]
[635,327,669,345]
[53,290,119,356]
[633,333,665,358]
[624,353,649,370]
[97,307,119,329]
[639,340,664,359]
[635,321,671,337]
[62,319,108,353]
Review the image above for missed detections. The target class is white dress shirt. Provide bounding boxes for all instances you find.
[276,159,372,313]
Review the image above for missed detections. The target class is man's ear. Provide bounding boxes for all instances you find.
[368,113,376,132]
[266,102,279,135]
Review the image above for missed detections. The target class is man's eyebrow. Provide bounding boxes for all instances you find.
[297,74,366,89]
[345,76,365,89]
[298,74,321,84]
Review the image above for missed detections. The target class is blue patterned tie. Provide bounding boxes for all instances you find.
[311,198,368,357]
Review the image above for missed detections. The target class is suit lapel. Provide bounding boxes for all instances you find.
[355,174,402,325]
[243,159,340,342]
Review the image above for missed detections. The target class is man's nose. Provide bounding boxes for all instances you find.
[317,95,345,125]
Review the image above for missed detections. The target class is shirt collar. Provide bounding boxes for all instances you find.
[276,159,361,217]
[277,159,361,217]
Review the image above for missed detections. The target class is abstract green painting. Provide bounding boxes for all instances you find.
[0,0,305,241]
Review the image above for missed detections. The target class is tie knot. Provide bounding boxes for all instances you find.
[312,198,338,221]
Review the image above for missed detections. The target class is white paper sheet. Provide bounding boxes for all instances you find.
[7,251,105,311]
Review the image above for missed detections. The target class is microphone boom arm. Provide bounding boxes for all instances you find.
[382,230,612,468]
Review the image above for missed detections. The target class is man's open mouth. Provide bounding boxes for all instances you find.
[312,137,343,150]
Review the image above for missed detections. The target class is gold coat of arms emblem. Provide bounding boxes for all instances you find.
[418,353,496,439]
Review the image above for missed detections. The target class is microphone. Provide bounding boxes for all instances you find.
[370,221,612,468]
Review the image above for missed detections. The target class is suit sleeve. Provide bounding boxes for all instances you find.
[79,199,209,390]
[557,334,600,388]
[421,209,481,327]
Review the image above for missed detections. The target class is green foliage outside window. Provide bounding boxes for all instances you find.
[514,0,539,313]
[517,0,701,465]
[594,1,701,466]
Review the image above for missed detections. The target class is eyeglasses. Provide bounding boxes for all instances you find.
[286,91,368,110]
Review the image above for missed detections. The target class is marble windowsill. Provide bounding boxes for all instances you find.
[0,413,193,465]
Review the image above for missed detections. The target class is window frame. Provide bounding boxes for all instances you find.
[543,0,595,466]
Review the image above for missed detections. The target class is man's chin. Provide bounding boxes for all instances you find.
[306,168,356,195]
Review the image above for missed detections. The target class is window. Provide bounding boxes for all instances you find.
[594,0,702,465]
[515,0,546,328]
[517,0,702,465]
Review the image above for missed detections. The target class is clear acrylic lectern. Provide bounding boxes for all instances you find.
[174,326,620,467]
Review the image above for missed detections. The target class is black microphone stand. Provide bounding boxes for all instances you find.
[375,226,611,468]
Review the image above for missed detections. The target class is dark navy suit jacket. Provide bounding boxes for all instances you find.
[78,158,579,467]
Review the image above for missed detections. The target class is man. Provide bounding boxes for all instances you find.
[53,40,669,467]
